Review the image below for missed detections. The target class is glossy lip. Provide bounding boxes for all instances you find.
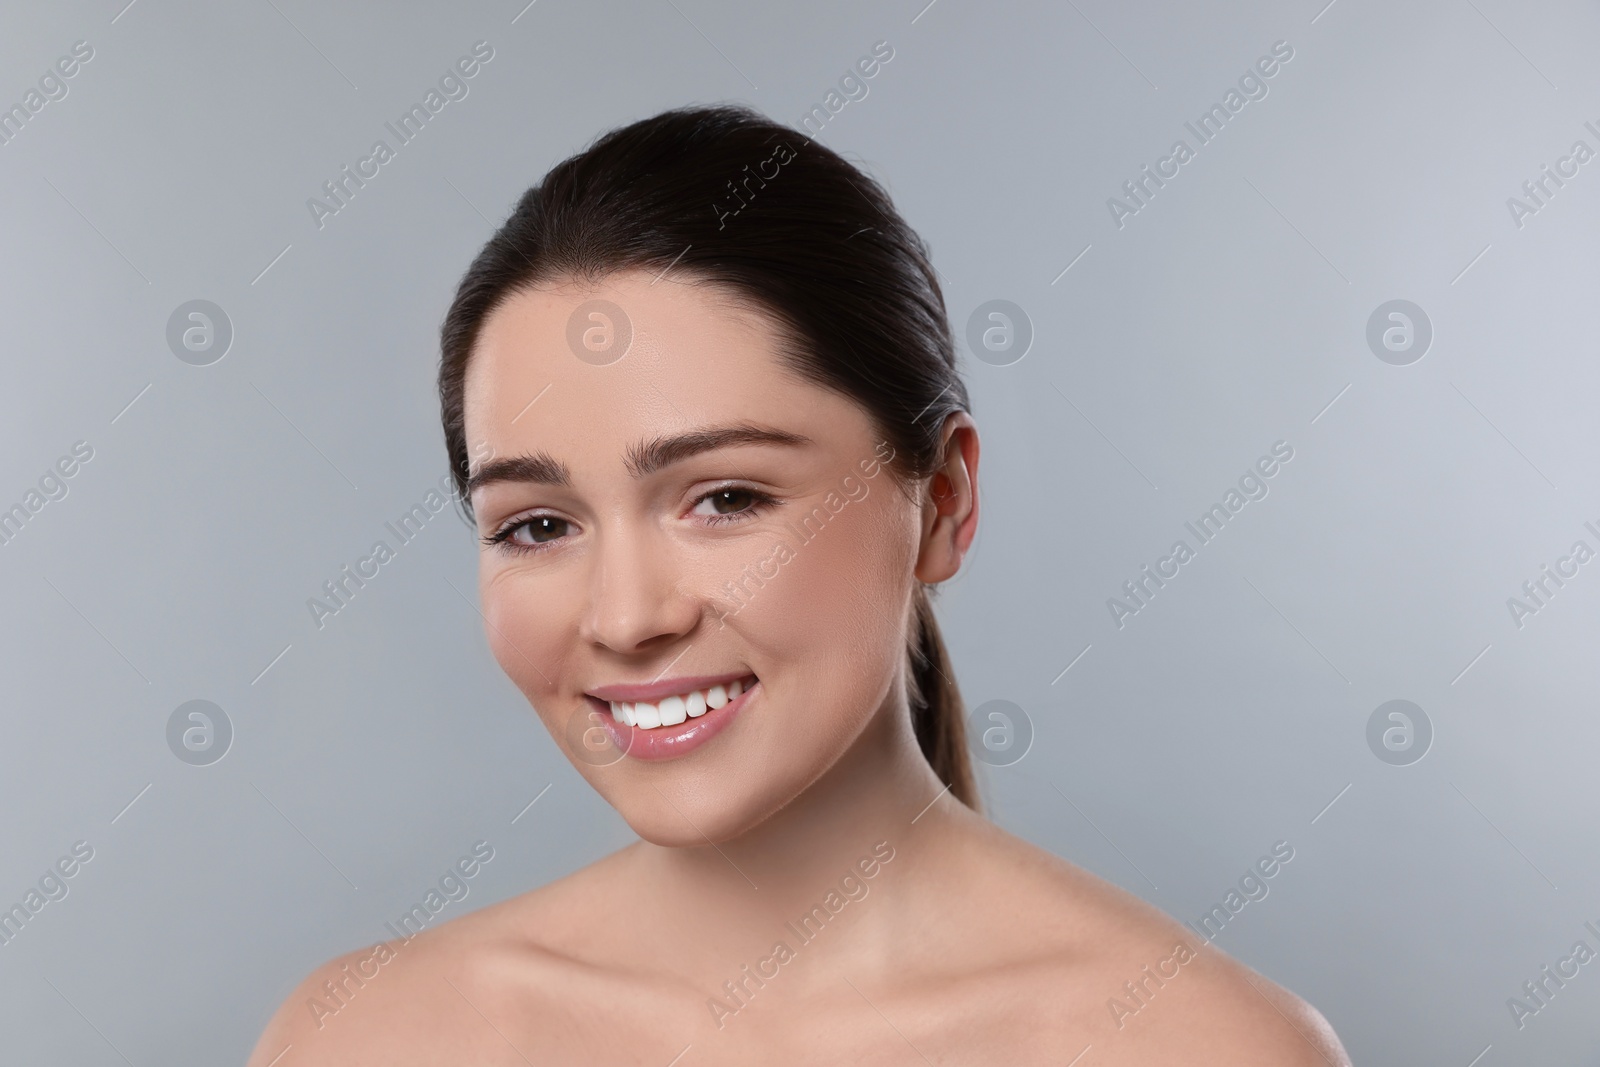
[594,674,759,761]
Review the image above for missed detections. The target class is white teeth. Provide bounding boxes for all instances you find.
[607,678,751,730]
[634,701,662,729]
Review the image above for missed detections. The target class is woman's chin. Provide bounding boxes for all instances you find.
[610,782,791,849]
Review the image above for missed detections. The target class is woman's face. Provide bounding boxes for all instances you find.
[462,269,928,846]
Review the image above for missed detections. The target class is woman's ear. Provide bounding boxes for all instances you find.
[914,412,980,583]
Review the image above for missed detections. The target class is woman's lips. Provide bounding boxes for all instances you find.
[592,675,759,761]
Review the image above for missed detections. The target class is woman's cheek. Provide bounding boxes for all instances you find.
[757,499,913,678]
[792,489,918,612]
[480,566,560,704]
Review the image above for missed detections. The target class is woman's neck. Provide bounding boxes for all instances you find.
[620,687,983,985]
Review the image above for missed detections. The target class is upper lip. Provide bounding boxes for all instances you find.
[586,671,756,703]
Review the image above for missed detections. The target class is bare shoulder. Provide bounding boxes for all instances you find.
[1094,938,1353,1067]
[950,815,1351,1065]
[244,849,635,1067]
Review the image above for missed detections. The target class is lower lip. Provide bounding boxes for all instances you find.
[592,678,760,761]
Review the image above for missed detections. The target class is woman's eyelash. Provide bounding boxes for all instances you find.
[481,516,566,552]
[482,485,779,555]
[696,484,779,525]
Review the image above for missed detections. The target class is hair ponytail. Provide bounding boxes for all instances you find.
[907,585,979,811]
[439,103,980,811]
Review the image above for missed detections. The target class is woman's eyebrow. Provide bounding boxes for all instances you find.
[467,424,811,493]
[624,424,811,478]
[467,452,571,493]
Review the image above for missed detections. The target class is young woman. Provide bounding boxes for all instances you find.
[249,105,1350,1065]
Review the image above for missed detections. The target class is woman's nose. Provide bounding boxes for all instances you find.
[577,525,700,654]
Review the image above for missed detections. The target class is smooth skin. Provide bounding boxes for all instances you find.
[247,269,1350,1066]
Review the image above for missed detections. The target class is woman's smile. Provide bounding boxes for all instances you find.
[587,672,761,759]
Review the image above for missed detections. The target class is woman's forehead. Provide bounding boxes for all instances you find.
[462,273,862,460]
[470,275,770,389]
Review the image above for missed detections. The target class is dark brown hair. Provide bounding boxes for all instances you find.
[437,103,979,810]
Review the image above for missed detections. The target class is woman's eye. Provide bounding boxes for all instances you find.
[496,516,570,547]
[694,488,761,518]
[487,490,771,553]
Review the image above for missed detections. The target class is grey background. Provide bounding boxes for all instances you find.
[1,0,1596,1063]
